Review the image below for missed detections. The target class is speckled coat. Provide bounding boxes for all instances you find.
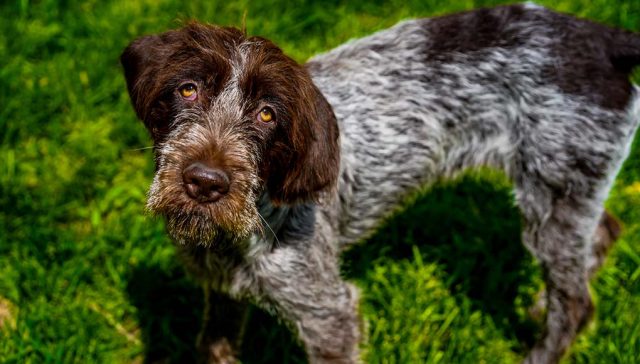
[121,4,640,364]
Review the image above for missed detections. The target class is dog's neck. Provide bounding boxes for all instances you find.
[249,192,289,253]
[245,192,319,257]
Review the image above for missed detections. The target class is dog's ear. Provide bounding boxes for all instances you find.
[120,34,165,121]
[267,65,340,205]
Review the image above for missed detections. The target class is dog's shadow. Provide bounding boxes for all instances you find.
[127,173,539,363]
[126,263,306,364]
[126,263,202,363]
[343,173,541,349]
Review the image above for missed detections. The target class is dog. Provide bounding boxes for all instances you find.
[121,3,640,363]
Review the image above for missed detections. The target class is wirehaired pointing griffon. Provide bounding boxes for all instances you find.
[121,4,640,363]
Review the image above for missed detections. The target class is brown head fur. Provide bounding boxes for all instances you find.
[121,22,340,246]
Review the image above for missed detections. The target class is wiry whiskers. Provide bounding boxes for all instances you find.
[128,146,155,152]
[257,211,281,248]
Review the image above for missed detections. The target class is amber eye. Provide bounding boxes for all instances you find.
[178,83,197,100]
[257,107,275,123]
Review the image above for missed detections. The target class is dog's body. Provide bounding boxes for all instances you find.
[121,4,640,363]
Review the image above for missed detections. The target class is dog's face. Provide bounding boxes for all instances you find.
[121,23,339,247]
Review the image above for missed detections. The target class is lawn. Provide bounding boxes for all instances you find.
[1,0,640,363]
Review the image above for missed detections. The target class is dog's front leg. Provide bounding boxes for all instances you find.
[247,245,362,364]
[196,285,249,364]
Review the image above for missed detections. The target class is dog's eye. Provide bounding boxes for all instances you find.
[257,107,275,123]
[178,83,197,100]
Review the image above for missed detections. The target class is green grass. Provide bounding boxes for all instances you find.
[1,0,640,363]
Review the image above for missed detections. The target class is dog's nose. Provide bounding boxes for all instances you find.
[182,162,230,203]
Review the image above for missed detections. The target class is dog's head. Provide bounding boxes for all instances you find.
[121,22,339,246]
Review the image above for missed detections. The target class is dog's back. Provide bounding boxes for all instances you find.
[308,4,640,246]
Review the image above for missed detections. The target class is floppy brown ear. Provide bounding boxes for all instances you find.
[267,66,340,205]
[120,34,164,121]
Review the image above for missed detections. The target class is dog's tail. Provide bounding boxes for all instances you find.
[610,29,640,74]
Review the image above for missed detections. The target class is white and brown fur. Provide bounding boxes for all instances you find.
[121,4,640,363]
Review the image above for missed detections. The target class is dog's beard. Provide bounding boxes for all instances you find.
[154,201,260,249]
[146,172,261,249]
[165,209,251,248]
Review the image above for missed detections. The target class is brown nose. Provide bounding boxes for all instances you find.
[182,162,230,203]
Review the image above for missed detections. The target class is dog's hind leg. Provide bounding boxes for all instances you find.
[528,209,622,322]
[517,182,604,364]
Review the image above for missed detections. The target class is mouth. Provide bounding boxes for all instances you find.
[163,207,237,248]
[154,201,258,248]
[146,172,261,247]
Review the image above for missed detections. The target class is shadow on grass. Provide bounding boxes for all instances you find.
[126,263,202,363]
[126,263,305,364]
[342,174,541,349]
[126,174,540,363]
